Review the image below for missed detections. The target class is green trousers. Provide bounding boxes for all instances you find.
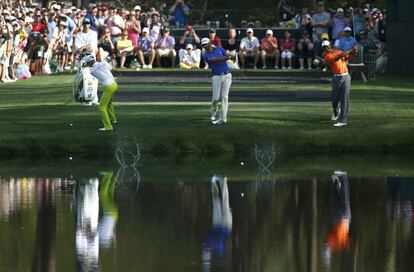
[99,82,118,130]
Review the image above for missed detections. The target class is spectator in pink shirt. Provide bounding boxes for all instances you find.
[281,31,295,69]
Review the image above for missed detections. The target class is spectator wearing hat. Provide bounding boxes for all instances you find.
[85,3,98,31]
[337,27,357,51]
[116,30,134,69]
[179,43,200,69]
[239,28,260,69]
[260,29,279,69]
[137,27,155,69]
[155,28,176,67]
[53,20,69,72]
[281,30,295,69]
[314,32,329,59]
[74,18,98,55]
[296,30,314,69]
[179,25,201,65]
[311,2,330,43]
[169,0,190,28]
[179,25,200,48]
[208,28,221,47]
[331,8,350,40]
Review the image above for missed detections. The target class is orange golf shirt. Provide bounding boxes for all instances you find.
[324,50,348,74]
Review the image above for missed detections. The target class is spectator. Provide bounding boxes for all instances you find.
[331,8,349,40]
[281,30,294,69]
[311,2,330,43]
[137,27,155,69]
[155,28,176,67]
[125,7,141,51]
[98,28,115,67]
[179,25,200,48]
[149,13,161,41]
[295,5,312,34]
[46,11,57,42]
[314,32,329,58]
[208,28,221,47]
[31,12,46,33]
[179,44,200,69]
[351,8,364,35]
[239,28,260,69]
[337,27,357,51]
[278,0,294,22]
[260,29,280,69]
[74,18,98,55]
[169,0,190,28]
[223,28,239,56]
[85,3,98,31]
[296,30,314,69]
[107,9,125,39]
[116,30,134,69]
[357,30,375,50]
[53,21,68,72]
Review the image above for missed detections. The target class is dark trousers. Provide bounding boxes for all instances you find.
[331,74,351,123]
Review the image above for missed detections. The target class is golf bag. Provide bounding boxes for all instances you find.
[73,60,99,105]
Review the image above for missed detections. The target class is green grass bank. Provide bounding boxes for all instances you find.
[0,72,413,159]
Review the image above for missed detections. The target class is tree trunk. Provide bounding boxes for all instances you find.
[200,0,209,23]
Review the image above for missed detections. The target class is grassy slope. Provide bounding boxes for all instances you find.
[0,73,413,158]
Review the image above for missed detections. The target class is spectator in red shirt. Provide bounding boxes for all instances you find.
[32,13,47,33]
[281,31,295,69]
[260,29,280,69]
[208,28,221,47]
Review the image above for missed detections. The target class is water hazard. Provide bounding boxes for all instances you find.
[0,158,413,272]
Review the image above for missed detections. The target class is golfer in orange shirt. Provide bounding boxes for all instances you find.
[322,40,357,127]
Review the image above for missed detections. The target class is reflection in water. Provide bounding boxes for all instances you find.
[76,173,118,272]
[203,175,233,271]
[1,168,414,272]
[324,171,353,269]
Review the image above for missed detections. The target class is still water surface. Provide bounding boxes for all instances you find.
[0,162,413,272]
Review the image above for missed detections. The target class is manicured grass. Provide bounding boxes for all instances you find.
[0,73,413,158]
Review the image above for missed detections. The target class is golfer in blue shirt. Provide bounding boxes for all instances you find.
[202,38,235,125]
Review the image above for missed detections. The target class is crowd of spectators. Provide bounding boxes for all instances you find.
[0,0,386,83]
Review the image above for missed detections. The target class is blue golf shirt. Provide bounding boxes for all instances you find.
[203,46,230,76]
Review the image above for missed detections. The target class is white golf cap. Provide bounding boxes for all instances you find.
[246,28,253,33]
[142,27,149,33]
[322,40,331,47]
[134,5,141,11]
[337,8,344,13]
[344,26,352,32]
[3,10,10,15]
[186,44,193,49]
[200,37,210,45]
[266,29,273,35]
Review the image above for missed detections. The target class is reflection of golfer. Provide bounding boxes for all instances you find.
[201,38,234,125]
[202,175,232,271]
[98,172,118,248]
[324,171,351,266]
[82,55,118,131]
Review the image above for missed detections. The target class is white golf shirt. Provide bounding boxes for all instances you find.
[75,29,98,52]
[240,36,260,52]
[90,61,115,87]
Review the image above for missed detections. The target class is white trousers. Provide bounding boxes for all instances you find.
[211,73,232,121]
